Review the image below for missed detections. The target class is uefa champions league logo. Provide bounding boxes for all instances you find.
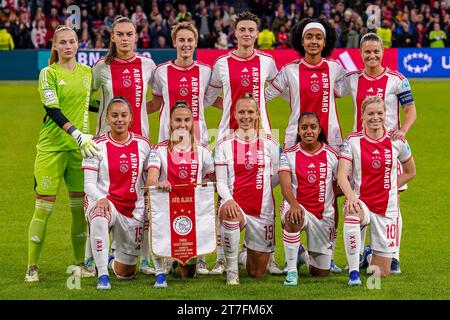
[403,52,433,74]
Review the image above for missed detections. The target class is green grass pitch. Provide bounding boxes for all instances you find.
[0,81,449,300]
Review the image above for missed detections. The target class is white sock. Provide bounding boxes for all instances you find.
[238,248,247,265]
[216,218,225,260]
[153,256,165,276]
[90,217,110,277]
[282,229,300,273]
[360,225,368,256]
[221,220,240,272]
[394,212,402,261]
[84,234,93,261]
[330,228,337,260]
[344,215,361,273]
[140,220,150,261]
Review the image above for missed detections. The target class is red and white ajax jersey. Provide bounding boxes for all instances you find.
[82,132,151,221]
[339,130,412,217]
[93,54,156,137]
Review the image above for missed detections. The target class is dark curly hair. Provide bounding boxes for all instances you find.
[290,18,337,58]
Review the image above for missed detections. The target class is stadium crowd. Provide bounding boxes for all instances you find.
[0,0,449,51]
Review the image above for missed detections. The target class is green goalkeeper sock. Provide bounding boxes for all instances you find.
[28,199,54,266]
[70,197,88,265]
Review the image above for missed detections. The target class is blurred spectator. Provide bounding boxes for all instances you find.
[138,19,151,49]
[376,20,393,48]
[47,7,61,29]
[150,14,169,48]
[276,24,289,49]
[0,21,15,50]
[79,29,93,49]
[155,35,169,48]
[213,19,228,49]
[272,7,288,32]
[104,8,115,33]
[16,22,33,49]
[429,22,447,47]
[346,22,360,48]
[131,4,147,28]
[258,23,276,49]
[176,4,192,22]
[31,19,47,49]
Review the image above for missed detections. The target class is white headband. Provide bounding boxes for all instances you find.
[302,22,326,38]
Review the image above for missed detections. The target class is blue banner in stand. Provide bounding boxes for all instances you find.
[398,48,450,78]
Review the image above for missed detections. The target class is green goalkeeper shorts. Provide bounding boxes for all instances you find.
[34,149,84,195]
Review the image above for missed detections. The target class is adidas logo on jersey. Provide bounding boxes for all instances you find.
[123,69,130,74]
[180,77,187,82]
[179,159,187,164]
[368,87,374,93]
[59,80,66,85]
[120,154,127,159]
[241,67,249,73]
[372,150,380,154]
[311,73,318,79]
[245,151,253,156]
[308,163,316,168]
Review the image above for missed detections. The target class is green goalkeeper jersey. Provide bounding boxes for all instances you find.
[37,62,92,152]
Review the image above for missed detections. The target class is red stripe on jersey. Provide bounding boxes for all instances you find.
[359,137,393,216]
[299,61,331,138]
[355,74,388,131]
[167,148,199,186]
[110,58,144,135]
[227,55,261,131]
[167,64,201,141]
[232,138,264,217]
[294,148,327,219]
[106,140,139,218]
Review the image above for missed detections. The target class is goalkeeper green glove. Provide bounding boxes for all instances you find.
[69,127,100,158]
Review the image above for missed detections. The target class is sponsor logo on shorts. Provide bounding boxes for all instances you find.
[173,215,192,235]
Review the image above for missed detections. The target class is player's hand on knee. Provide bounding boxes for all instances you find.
[344,197,362,216]
[95,198,111,215]
[286,204,304,226]
[222,199,241,219]
[157,180,172,192]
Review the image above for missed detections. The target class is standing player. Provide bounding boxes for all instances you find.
[146,101,216,288]
[279,112,339,286]
[205,11,282,275]
[147,22,220,274]
[265,18,346,272]
[335,33,417,274]
[25,25,99,282]
[148,21,221,145]
[92,16,156,137]
[82,97,152,290]
[215,94,280,285]
[338,96,416,285]
[91,16,157,275]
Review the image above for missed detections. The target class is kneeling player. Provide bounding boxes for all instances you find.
[146,101,215,288]
[82,97,152,289]
[215,94,280,285]
[279,112,339,285]
[337,96,416,285]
